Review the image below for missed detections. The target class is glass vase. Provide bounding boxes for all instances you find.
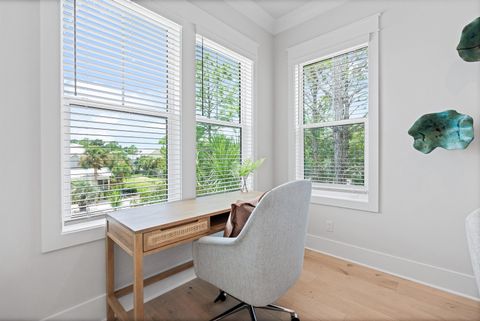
[240,176,248,193]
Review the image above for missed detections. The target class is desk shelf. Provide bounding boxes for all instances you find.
[209,211,230,233]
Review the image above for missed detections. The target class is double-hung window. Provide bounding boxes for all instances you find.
[298,46,368,189]
[62,0,181,227]
[292,15,379,211]
[195,36,253,196]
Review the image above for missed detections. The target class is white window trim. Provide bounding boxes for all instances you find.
[40,1,260,252]
[287,14,380,212]
[40,0,105,252]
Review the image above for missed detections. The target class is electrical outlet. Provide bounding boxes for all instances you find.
[326,220,334,232]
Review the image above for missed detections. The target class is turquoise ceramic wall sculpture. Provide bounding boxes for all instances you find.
[408,110,474,154]
[457,17,480,62]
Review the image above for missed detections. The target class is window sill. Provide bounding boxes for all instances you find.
[310,189,378,212]
[63,218,106,234]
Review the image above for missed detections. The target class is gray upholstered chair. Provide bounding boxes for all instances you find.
[192,180,312,321]
[466,208,480,295]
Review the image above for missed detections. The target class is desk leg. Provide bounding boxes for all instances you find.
[133,233,144,321]
[106,235,115,321]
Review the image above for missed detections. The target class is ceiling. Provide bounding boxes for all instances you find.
[253,0,311,19]
[223,0,347,35]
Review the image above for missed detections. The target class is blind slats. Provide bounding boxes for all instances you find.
[68,0,182,42]
[195,35,253,197]
[297,46,368,188]
[62,0,181,223]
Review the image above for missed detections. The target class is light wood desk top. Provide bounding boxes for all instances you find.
[106,191,263,321]
[109,190,262,233]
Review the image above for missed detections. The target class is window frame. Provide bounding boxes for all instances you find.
[61,0,182,228]
[195,35,254,196]
[296,43,369,194]
[288,14,380,212]
[39,0,184,252]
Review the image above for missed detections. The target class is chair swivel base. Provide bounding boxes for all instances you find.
[211,291,300,321]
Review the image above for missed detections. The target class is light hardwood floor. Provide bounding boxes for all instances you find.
[129,249,480,321]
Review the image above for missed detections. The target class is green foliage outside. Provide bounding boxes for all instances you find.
[124,175,167,205]
[195,46,244,195]
[304,125,365,186]
[196,48,241,122]
[107,188,122,209]
[77,139,110,183]
[302,47,368,186]
[70,138,167,214]
[196,124,241,195]
[71,179,99,212]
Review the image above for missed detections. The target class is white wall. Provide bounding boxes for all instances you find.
[274,0,480,298]
[0,1,273,320]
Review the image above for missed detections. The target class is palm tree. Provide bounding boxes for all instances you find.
[79,143,109,183]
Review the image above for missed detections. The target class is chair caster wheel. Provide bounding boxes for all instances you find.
[214,291,227,303]
[291,317,300,321]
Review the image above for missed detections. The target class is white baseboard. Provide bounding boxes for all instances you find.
[41,267,196,321]
[40,293,107,321]
[306,234,480,301]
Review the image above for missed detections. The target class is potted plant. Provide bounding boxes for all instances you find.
[237,158,265,193]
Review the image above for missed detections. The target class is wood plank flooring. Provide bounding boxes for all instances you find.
[129,249,480,321]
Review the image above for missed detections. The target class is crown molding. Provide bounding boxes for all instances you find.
[224,0,348,35]
[224,0,276,34]
[274,0,348,34]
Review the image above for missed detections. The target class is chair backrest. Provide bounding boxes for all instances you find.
[234,180,312,305]
[466,208,480,296]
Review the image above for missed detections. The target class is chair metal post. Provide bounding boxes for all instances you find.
[212,293,300,321]
[210,302,248,321]
[256,304,299,320]
[248,305,258,321]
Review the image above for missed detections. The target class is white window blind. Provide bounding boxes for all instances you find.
[195,36,253,196]
[62,0,181,224]
[296,46,368,190]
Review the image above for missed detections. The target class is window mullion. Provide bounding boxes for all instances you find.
[302,117,366,129]
[196,116,242,128]
[64,98,173,119]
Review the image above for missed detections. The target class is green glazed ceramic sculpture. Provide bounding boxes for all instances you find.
[457,17,480,62]
[408,110,474,154]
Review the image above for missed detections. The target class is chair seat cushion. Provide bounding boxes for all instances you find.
[224,193,265,237]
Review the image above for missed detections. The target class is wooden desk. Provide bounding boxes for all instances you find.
[105,191,262,321]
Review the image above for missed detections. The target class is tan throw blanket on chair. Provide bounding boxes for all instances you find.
[224,193,265,238]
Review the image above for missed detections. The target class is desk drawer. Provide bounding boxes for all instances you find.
[143,218,209,252]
